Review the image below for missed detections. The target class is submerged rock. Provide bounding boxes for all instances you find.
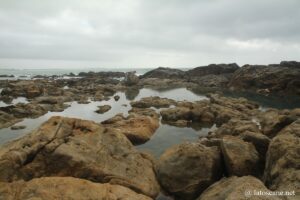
[10,125,26,130]
[0,116,160,198]
[114,95,120,101]
[157,142,223,200]
[197,176,280,200]
[95,105,112,114]
[0,177,152,200]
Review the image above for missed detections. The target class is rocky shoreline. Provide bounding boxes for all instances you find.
[0,61,299,199]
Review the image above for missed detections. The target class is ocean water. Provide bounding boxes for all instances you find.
[0,67,191,78]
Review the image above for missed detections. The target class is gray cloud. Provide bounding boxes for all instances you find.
[0,0,299,68]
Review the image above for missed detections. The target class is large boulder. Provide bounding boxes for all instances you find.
[197,176,280,200]
[140,67,185,79]
[239,131,271,162]
[0,177,152,200]
[102,112,159,145]
[0,116,160,198]
[221,136,261,177]
[228,61,300,95]
[157,142,223,200]
[264,120,300,193]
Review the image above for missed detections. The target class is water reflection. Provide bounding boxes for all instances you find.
[0,97,29,107]
[0,88,207,153]
[137,123,217,158]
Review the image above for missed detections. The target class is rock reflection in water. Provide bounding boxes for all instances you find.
[0,87,208,157]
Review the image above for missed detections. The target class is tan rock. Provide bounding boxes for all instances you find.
[102,112,159,145]
[0,111,22,129]
[221,136,261,177]
[131,96,176,108]
[197,176,280,200]
[157,142,223,200]
[264,120,300,194]
[260,109,296,138]
[0,116,159,198]
[0,177,152,200]
[95,105,112,114]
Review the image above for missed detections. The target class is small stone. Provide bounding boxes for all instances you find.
[10,125,26,130]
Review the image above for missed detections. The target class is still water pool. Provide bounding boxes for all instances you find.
[0,88,209,157]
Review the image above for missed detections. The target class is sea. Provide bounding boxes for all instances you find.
[0,67,191,78]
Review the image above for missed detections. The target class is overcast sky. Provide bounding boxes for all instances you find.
[0,0,300,69]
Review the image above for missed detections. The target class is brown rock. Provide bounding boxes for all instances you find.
[264,120,300,193]
[215,119,260,136]
[260,109,296,138]
[0,111,22,129]
[0,103,48,119]
[102,112,159,145]
[10,125,26,130]
[114,95,120,101]
[0,116,159,198]
[157,142,223,200]
[95,105,112,114]
[160,107,191,122]
[197,176,280,200]
[221,136,260,177]
[239,131,270,161]
[0,177,152,200]
[131,96,176,108]
[124,72,139,86]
